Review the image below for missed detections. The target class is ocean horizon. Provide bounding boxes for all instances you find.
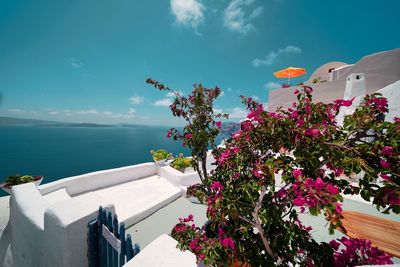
[0,125,213,197]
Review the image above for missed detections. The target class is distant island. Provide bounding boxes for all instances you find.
[0,117,240,132]
[0,116,115,128]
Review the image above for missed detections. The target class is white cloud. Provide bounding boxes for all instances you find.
[128,108,136,114]
[229,107,248,119]
[129,95,144,105]
[264,81,281,90]
[153,98,173,107]
[69,58,84,68]
[103,111,113,115]
[109,113,135,119]
[76,109,98,115]
[252,45,302,67]
[48,111,59,115]
[8,109,22,113]
[170,0,205,29]
[223,0,263,34]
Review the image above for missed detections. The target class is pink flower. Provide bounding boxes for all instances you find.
[292,169,303,179]
[166,130,172,138]
[334,168,344,176]
[186,133,193,139]
[335,203,343,213]
[221,237,235,250]
[381,146,394,156]
[314,177,326,189]
[293,198,305,206]
[333,97,355,108]
[210,181,224,191]
[329,240,341,250]
[174,223,187,233]
[380,159,390,169]
[231,147,240,153]
[290,111,299,119]
[296,118,304,127]
[394,117,400,123]
[342,98,355,107]
[304,128,320,137]
[253,169,263,178]
[326,184,339,195]
[215,121,222,129]
[380,173,391,181]
[293,89,299,94]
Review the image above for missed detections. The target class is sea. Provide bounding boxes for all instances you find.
[0,125,221,197]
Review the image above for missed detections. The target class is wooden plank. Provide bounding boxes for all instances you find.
[340,211,400,258]
[101,209,107,267]
[126,234,133,261]
[98,207,104,267]
[107,212,113,267]
[87,219,99,267]
[119,223,126,267]
[113,214,119,267]
[133,243,140,256]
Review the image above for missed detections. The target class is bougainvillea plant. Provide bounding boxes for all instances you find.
[146,78,228,182]
[171,85,399,266]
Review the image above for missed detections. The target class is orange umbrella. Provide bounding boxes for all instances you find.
[274,67,306,85]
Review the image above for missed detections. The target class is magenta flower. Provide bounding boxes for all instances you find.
[380,159,390,169]
[215,121,222,129]
[253,169,263,179]
[166,130,172,138]
[326,184,339,195]
[292,169,303,179]
[380,173,391,181]
[381,146,394,156]
[293,198,305,206]
[335,203,343,213]
[186,133,193,139]
[210,181,224,191]
[293,89,299,94]
[329,240,341,250]
[221,237,235,250]
[304,128,320,137]
[314,177,326,189]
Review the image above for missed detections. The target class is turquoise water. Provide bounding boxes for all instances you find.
[0,125,196,197]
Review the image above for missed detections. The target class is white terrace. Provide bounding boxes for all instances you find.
[5,158,214,267]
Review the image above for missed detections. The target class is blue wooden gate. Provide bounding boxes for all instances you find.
[88,206,140,267]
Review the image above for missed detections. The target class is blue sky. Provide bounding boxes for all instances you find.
[0,0,399,126]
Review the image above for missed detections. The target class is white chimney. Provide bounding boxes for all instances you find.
[344,73,366,99]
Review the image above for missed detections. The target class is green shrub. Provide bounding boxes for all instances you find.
[150,149,172,161]
[171,157,192,171]
[5,174,35,186]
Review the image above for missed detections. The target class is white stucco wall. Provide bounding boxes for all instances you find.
[42,194,114,267]
[10,183,47,267]
[8,162,163,267]
[39,162,157,196]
